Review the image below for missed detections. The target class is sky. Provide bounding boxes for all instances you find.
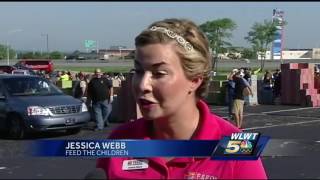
[0,2,319,52]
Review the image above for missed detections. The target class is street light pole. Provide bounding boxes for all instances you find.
[6,41,9,65]
[41,33,49,59]
[96,40,99,59]
[7,29,23,63]
[46,34,49,59]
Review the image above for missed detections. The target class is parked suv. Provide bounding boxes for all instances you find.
[0,75,90,139]
[16,59,54,73]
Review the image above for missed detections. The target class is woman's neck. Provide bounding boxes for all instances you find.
[152,102,200,140]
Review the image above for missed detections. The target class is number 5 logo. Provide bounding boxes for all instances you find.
[225,141,241,154]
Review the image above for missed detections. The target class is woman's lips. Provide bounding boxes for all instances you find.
[139,98,157,109]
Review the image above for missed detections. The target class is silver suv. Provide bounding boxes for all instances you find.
[0,75,90,139]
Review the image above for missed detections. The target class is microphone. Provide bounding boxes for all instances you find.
[84,168,107,180]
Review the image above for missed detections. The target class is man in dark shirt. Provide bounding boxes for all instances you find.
[233,71,252,128]
[227,69,237,119]
[87,68,113,131]
[273,69,281,98]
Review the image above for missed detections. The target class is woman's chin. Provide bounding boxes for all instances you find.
[141,114,157,120]
[140,110,162,120]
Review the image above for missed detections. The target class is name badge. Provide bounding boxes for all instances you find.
[122,159,149,170]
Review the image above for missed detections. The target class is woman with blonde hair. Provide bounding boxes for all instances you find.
[97,18,267,179]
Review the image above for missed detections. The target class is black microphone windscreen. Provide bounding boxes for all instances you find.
[84,168,107,180]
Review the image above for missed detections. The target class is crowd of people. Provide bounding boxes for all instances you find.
[262,69,282,99]
[44,66,281,132]
[226,67,282,128]
[44,69,126,131]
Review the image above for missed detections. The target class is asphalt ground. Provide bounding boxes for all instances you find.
[0,104,320,179]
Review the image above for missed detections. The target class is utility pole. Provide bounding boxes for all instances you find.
[7,29,23,63]
[96,40,99,59]
[46,34,49,59]
[41,33,49,59]
[6,41,9,65]
[119,47,122,60]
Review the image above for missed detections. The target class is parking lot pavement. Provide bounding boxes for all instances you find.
[0,105,320,179]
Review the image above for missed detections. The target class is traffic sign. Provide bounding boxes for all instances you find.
[84,40,96,48]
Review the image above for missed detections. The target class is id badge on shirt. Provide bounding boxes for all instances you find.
[122,159,149,171]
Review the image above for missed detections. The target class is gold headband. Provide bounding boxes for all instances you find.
[149,26,194,52]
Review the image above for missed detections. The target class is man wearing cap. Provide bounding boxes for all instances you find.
[87,68,113,131]
[227,69,238,119]
[232,71,253,128]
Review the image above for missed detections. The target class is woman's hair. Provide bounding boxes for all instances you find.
[135,18,212,98]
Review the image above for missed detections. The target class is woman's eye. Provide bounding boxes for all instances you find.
[153,71,167,77]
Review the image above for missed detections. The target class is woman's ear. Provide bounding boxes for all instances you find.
[189,76,203,93]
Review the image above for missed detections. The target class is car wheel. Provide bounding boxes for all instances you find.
[7,115,26,139]
[66,128,81,134]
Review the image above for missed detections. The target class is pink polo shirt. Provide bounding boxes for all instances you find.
[97,100,267,179]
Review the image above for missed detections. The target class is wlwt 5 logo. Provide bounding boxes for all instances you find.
[224,133,260,155]
[211,132,269,160]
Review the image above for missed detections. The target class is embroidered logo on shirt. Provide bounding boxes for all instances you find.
[122,159,149,171]
[184,171,217,180]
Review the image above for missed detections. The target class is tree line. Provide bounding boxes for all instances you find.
[199,18,286,71]
[0,45,64,60]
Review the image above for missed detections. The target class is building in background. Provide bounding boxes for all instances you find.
[312,48,320,59]
[65,46,135,61]
[98,46,135,60]
[259,48,320,60]
[271,8,285,60]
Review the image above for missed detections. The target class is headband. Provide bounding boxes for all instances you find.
[149,26,194,52]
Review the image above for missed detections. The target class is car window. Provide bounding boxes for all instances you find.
[3,77,63,96]
[24,61,49,65]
